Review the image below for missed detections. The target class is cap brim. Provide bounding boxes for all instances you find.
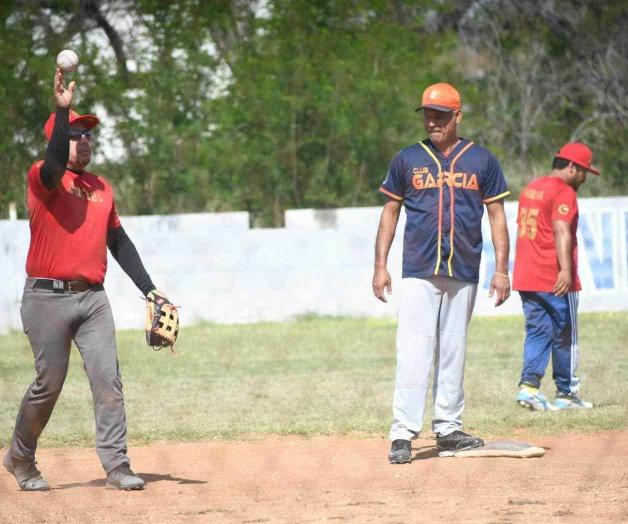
[69,114,99,130]
[414,104,457,113]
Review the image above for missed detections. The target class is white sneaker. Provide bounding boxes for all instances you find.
[555,393,593,409]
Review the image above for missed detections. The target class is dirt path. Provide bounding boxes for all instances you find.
[1,431,627,523]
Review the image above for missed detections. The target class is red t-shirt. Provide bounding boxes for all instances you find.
[25,161,121,284]
[513,176,580,292]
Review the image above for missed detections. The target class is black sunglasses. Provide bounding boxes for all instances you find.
[69,129,92,140]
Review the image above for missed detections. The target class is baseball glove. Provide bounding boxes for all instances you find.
[145,290,179,351]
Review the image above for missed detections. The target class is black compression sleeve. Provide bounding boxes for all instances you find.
[107,226,155,296]
[40,107,70,190]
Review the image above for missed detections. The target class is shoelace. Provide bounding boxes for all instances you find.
[534,393,551,407]
[557,393,581,403]
[14,460,42,480]
[26,463,41,476]
[392,440,409,451]
[111,464,135,478]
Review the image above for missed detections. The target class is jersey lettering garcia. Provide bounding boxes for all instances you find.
[380,139,510,283]
[25,160,121,284]
[513,176,580,292]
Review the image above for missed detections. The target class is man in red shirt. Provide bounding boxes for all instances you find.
[512,143,599,411]
[3,67,172,491]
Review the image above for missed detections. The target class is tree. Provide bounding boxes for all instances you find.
[1,0,626,220]
[205,0,460,225]
[458,0,628,192]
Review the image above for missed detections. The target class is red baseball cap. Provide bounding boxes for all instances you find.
[415,83,462,112]
[44,109,99,140]
[555,142,600,175]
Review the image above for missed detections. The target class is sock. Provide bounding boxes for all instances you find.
[520,384,539,395]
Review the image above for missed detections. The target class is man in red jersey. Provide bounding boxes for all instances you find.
[512,143,599,411]
[3,67,172,491]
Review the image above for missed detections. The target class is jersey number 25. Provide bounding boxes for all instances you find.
[518,207,539,240]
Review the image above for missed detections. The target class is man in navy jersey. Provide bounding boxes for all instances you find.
[373,83,511,464]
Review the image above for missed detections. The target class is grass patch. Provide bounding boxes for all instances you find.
[1,313,626,448]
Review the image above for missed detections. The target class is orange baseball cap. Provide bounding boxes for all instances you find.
[555,142,600,175]
[44,109,99,140]
[415,83,462,112]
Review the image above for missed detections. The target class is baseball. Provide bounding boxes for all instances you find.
[56,49,79,73]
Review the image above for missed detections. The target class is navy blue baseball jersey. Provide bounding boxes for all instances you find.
[380,138,510,283]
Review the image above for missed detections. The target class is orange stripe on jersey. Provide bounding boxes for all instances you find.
[483,190,511,204]
[417,141,443,275]
[447,141,475,276]
[436,180,444,275]
[379,187,404,201]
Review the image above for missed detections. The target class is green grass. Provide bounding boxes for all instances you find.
[1,313,627,448]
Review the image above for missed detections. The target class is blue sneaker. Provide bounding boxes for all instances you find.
[555,392,593,410]
[516,388,558,411]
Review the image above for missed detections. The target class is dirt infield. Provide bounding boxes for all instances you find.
[1,431,627,523]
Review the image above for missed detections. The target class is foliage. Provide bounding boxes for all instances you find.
[458,0,628,197]
[205,0,459,225]
[1,0,626,224]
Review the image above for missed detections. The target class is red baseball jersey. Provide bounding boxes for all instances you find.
[512,176,580,292]
[25,161,121,284]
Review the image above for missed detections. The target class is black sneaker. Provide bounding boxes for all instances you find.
[106,463,145,490]
[3,452,49,491]
[388,439,412,464]
[436,430,484,452]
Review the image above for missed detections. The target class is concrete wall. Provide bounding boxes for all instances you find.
[2,198,628,334]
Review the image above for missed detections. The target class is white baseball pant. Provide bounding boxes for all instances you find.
[389,276,477,441]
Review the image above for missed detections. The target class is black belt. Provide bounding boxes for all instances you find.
[33,279,104,294]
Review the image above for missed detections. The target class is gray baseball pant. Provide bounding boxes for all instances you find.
[9,278,129,473]
[389,276,477,441]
